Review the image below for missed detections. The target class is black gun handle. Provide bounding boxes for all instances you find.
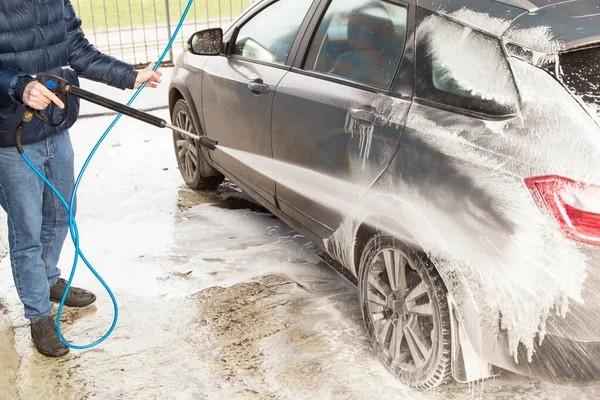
[34,75,69,127]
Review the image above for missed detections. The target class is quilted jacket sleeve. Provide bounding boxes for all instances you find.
[0,67,33,106]
[64,0,137,90]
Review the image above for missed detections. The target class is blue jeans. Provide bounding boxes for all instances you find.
[0,131,75,321]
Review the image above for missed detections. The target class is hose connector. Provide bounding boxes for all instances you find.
[15,109,35,155]
[23,109,34,123]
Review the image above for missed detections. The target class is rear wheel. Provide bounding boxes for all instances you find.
[358,234,452,389]
[171,99,224,190]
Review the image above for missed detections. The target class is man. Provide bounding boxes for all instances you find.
[0,1,161,357]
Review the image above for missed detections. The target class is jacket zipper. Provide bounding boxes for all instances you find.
[33,0,48,45]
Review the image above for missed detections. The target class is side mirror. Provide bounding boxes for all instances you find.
[188,28,223,56]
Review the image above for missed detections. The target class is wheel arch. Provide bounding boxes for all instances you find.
[168,86,184,113]
[168,78,203,138]
[354,216,417,277]
[340,195,492,383]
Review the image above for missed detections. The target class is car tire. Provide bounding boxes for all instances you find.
[358,234,452,389]
[171,99,224,190]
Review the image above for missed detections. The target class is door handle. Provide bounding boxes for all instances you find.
[248,79,269,94]
[350,108,386,126]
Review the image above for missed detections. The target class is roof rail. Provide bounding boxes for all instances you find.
[493,0,539,12]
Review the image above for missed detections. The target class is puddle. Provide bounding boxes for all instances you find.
[177,180,267,213]
[192,275,300,399]
[190,274,419,399]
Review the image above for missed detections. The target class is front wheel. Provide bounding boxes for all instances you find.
[171,99,224,190]
[358,234,452,389]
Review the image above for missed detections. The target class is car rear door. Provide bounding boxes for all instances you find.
[271,0,415,237]
[201,0,316,205]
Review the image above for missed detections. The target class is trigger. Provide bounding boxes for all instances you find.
[45,80,58,91]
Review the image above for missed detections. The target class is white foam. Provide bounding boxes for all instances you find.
[447,7,512,37]
[418,15,520,107]
[504,26,562,53]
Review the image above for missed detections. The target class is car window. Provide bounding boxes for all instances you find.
[303,0,408,89]
[233,0,313,64]
[559,46,600,122]
[415,10,519,116]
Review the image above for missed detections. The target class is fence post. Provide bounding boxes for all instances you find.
[164,0,174,62]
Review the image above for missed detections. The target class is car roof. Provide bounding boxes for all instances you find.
[417,0,600,52]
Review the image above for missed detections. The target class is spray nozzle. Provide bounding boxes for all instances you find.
[199,136,218,151]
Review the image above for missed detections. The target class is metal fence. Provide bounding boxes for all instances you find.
[72,0,256,67]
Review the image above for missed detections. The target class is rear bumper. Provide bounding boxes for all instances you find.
[495,246,600,383]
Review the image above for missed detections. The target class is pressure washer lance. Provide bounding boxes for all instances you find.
[14,74,218,154]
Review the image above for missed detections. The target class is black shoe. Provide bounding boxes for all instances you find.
[31,316,69,357]
[50,278,97,307]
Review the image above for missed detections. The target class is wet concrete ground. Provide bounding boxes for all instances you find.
[0,111,598,399]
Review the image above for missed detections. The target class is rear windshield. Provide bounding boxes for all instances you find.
[559,46,600,120]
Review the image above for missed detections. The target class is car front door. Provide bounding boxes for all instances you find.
[201,0,315,205]
[271,0,415,237]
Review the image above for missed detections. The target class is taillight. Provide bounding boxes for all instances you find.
[525,175,600,246]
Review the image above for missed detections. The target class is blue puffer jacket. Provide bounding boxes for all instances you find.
[0,0,137,147]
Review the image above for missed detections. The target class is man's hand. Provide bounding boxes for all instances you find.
[134,63,162,89]
[22,81,65,110]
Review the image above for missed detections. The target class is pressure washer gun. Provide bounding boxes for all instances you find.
[15,74,218,154]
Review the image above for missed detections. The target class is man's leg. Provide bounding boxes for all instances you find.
[0,137,70,357]
[40,131,74,286]
[0,139,52,321]
[43,131,95,307]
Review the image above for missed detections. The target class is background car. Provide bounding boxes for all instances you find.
[169,0,600,389]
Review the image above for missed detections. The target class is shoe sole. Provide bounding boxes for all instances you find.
[49,294,97,308]
[38,348,70,357]
[34,344,70,357]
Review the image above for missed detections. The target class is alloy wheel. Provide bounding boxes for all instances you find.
[359,235,451,389]
[171,98,224,190]
[366,247,436,370]
[174,109,199,182]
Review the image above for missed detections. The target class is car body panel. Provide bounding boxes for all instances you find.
[170,53,209,138]
[419,0,600,52]
[270,0,416,237]
[505,1,600,51]
[417,0,526,36]
[201,57,288,204]
[199,0,319,205]
[272,72,411,237]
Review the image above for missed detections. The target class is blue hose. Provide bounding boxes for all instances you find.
[20,0,195,349]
